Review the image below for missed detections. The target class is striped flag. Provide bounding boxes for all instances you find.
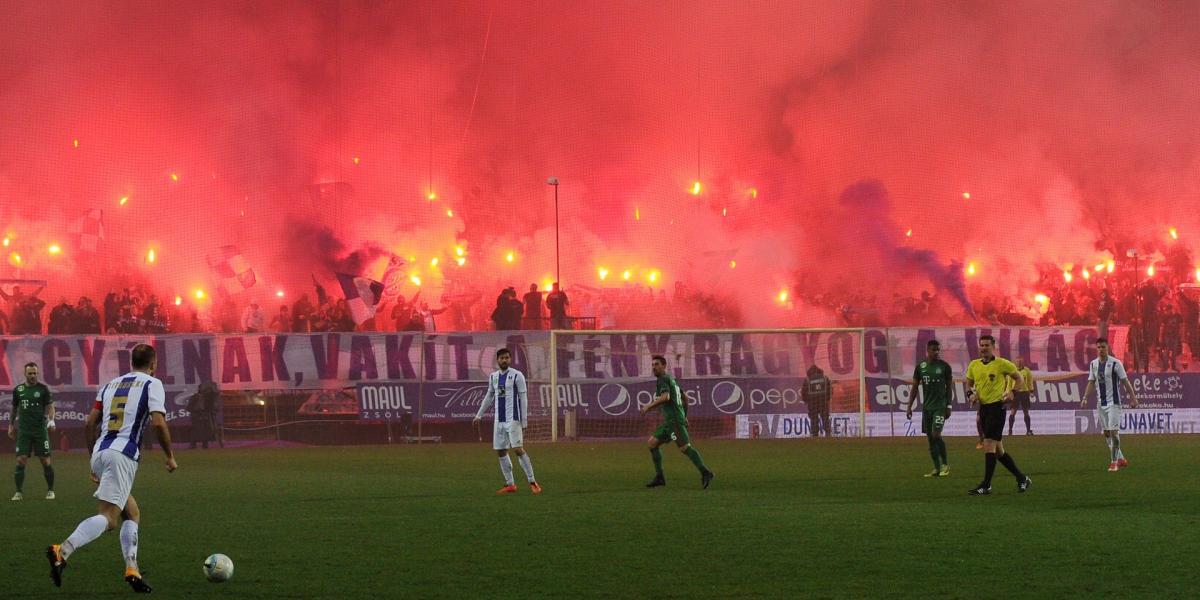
[336,272,385,324]
[70,209,105,252]
[379,254,406,302]
[206,245,257,294]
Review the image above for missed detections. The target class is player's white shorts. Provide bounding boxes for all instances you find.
[493,421,524,450]
[1097,404,1123,431]
[91,449,139,508]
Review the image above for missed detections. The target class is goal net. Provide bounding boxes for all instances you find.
[547,329,867,441]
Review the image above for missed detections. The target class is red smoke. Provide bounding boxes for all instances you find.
[2,1,1198,326]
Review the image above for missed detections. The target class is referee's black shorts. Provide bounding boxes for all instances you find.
[980,402,1006,441]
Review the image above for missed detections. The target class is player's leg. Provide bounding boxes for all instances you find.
[992,433,1030,491]
[975,410,984,449]
[1021,395,1033,434]
[39,454,55,499]
[512,441,541,493]
[1007,404,1016,436]
[13,451,28,500]
[673,424,714,488]
[646,431,668,487]
[821,403,831,437]
[120,495,152,592]
[933,424,949,476]
[492,421,517,491]
[921,412,940,476]
[972,405,1008,494]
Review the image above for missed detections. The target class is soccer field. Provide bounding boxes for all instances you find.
[4,436,1197,599]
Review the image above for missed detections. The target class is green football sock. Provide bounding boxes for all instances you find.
[15,464,26,493]
[937,438,949,465]
[684,447,709,473]
[43,465,54,491]
[650,447,664,477]
[928,437,941,469]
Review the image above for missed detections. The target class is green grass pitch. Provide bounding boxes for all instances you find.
[3,435,1197,598]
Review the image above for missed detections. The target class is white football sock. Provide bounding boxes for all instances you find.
[120,520,139,570]
[518,453,536,483]
[499,455,515,486]
[1113,433,1124,460]
[62,515,109,560]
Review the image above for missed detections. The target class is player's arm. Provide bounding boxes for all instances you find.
[517,372,529,428]
[1117,362,1138,408]
[964,373,977,408]
[473,376,495,426]
[640,390,671,415]
[1002,363,1020,402]
[945,369,954,418]
[905,378,920,420]
[150,413,177,472]
[147,379,176,471]
[84,405,101,454]
[45,391,55,432]
[1081,363,1096,408]
[6,389,15,439]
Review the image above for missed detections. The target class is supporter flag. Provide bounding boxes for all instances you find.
[206,245,257,294]
[380,254,406,302]
[336,272,385,324]
[70,209,105,252]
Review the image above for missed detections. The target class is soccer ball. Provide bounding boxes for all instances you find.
[203,553,234,583]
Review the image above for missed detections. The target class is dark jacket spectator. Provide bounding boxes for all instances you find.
[47,300,76,334]
[546,284,570,329]
[76,297,102,333]
[523,284,544,329]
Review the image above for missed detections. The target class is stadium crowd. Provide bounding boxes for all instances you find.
[2,263,1198,373]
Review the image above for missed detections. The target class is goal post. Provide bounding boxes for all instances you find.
[547,328,868,441]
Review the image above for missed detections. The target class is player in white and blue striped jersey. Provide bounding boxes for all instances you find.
[1081,338,1139,472]
[473,348,542,495]
[46,344,177,593]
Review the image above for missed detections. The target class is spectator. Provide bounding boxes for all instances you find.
[802,365,833,437]
[0,308,8,334]
[391,297,412,331]
[217,296,240,333]
[103,289,119,332]
[1179,291,1200,361]
[187,382,221,449]
[1097,288,1114,339]
[1160,303,1184,372]
[333,299,356,331]
[269,305,290,332]
[522,284,544,329]
[143,295,167,333]
[491,288,518,331]
[17,294,47,334]
[47,298,76,334]
[75,297,101,333]
[546,282,570,329]
[292,293,314,332]
[241,301,265,333]
[1139,280,1163,347]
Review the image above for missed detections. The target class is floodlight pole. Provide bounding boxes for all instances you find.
[549,177,561,284]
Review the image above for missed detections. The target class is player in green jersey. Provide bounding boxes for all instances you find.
[9,362,56,500]
[907,340,953,478]
[640,355,713,489]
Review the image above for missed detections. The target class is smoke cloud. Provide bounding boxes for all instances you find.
[2,1,1198,326]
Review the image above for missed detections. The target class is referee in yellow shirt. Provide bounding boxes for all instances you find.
[965,335,1033,495]
[1007,356,1035,436]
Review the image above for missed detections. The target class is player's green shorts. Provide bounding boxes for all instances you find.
[653,419,691,446]
[922,410,946,434]
[15,430,51,458]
